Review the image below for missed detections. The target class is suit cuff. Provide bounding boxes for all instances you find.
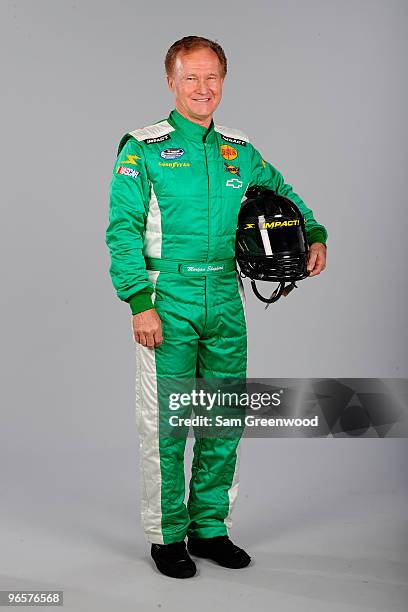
[306,228,327,246]
[127,289,154,315]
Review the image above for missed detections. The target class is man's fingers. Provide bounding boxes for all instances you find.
[307,244,327,277]
[138,332,147,346]
[309,259,321,276]
[145,331,156,349]
[309,253,326,276]
[307,251,318,272]
[318,255,326,272]
[154,329,163,348]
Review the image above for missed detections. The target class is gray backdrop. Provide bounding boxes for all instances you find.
[1,1,407,610]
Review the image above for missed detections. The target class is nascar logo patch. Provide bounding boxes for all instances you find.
[160,148,184,160]
[117,166,140,179]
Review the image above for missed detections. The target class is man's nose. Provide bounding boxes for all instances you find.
[195,78,210,93]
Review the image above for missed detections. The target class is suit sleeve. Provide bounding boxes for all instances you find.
[105,137,154,314]
[248,144,328,245]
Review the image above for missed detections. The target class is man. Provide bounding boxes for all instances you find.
[106,36,327,579]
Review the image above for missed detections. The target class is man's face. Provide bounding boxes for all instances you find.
[167,47,225,125]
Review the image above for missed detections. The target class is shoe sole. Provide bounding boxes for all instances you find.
[188,550,251,569]
[152,564,197,579]
[151,554,197,579]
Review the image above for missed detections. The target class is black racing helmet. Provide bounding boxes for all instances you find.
[235,186,309,305]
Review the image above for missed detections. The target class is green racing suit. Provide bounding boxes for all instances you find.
[106,108,327,544]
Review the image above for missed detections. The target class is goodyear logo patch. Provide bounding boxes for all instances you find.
[160,148,184,160]
[159,161,191,168]
[244,220,300,229]
[220,144,238,161]
[117,166,140,179]
[224,162,240,177]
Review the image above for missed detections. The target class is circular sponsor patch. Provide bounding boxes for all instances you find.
[220,144,238,161]
[160,148,184,160]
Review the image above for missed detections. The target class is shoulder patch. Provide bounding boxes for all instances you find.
[214,124,249,146]
[145,134,171,145]
[129,120,174,143]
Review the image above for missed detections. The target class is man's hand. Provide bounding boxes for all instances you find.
[132,308,163,349]
[307,242,327,277]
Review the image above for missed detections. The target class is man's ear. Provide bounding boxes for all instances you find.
[166,74,174,92]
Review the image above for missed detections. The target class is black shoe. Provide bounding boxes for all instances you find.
[151,541,197,578]
[187,535,251,569]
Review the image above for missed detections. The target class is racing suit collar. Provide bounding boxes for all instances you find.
[168,108,216,143]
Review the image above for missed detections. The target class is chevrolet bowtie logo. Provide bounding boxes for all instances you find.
[226,178,243,189]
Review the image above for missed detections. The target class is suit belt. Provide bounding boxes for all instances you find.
[144,257,236,275]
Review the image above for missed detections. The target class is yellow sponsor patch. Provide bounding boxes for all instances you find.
[220,144,238,161]
[224,162,241,177]
[120,154,141,165]
[244,220,300,229]
[264,220,300,229]
[159,161,191,168]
